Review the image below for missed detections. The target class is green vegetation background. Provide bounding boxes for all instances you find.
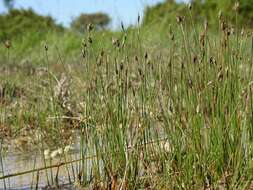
[0,0,253,61]
[1,1,253,188]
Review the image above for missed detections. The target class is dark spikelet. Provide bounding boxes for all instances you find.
[138,68,142,76]
[188,3,192,10]
[199,32,206,49]
[82,39,87,48]
[87,23,94,32]
[88,36,93,44]
[120,60,124,71]
[81,49,86,58]
[121,21,125,32]
[44,44,48,51]
[112,38,120,47]
[210,57,216,65]
[176,16,184,24]
[100,49,105,57]
[193,55,198,64]
[135,55,138,62]
[144,52,148,60]
[221,20,227,32]
[171,33,175,41]
[188,79,193,89]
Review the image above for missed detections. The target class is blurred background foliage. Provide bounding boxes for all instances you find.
[0,0,253,44]
[143,0,253,28]
[70,12,111,33]
[0,8,63,40]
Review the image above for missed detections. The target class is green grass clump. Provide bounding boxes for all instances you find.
[0,4,253,189]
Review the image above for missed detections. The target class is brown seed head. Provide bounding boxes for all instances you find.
[4,40,11,49]
[171,33,175,41]
[233,1,239,12]
[204,20,208,32]
[209,57,216,65]
[88,36,93,44]
[137,14,141,24]
[87,23,93,32]
[100,50,105,57]
[112,38,120,47]
[199,32,206,48]
[120,61,124,71]
[135,55,138,62]
[188,79,193,89]
[226,29,231,36]
[176,16,184,24]
[193,55,198,64]
[138,68,142,76]
[44,44,48,51]
[81,49,86,58]
[188,3,192,10]
[221,21,227,32]
[144,52,148,60]
[121,21,125,31]
[82,39,87,48]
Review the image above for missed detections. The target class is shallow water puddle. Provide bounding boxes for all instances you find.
[0,147,80,189]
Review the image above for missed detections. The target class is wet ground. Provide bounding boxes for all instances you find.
[0,139,81,190]
[0,151,80,189]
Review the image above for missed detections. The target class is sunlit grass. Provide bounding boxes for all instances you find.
[0,5,253,189]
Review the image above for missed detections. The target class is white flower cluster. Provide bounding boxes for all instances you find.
[43,145,74,159]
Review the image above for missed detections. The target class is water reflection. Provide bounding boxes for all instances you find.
[0,146,80,189]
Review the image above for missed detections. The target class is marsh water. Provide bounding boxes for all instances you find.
[0,139,82,190]
[0,128,166,189]
[0,151,81,189]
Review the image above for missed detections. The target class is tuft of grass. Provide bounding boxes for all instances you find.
[0,3,253,189]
